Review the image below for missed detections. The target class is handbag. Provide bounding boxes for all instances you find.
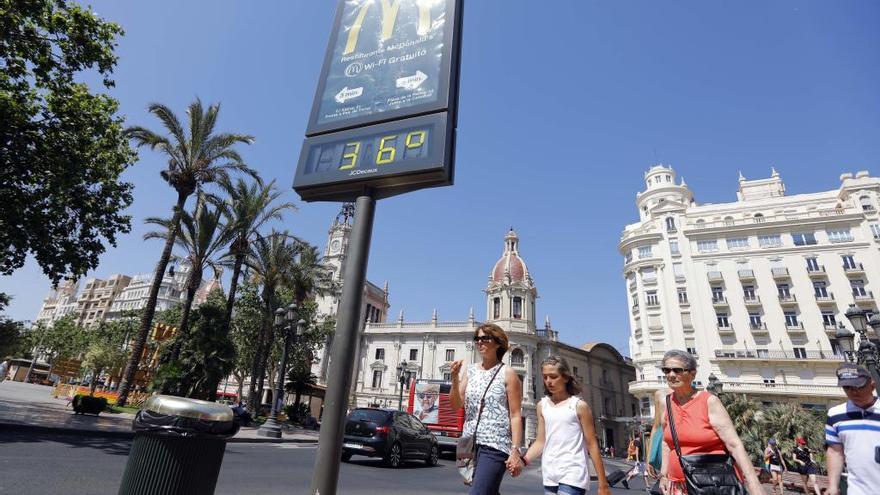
[649,424,664,471]
[456,363,504,485]
[666,395,746,495]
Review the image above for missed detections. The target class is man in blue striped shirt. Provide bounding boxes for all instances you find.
[825,363,880,495]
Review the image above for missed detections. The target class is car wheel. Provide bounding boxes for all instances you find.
[384,442,402,468]
[341,451,352,462]
[425,444,439,466]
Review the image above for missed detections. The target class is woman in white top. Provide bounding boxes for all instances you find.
[451,323,523,495]
[523,355,611,495]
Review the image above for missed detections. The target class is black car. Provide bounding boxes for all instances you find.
[341,408,439,468]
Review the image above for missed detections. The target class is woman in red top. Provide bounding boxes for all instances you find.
[658,350,764,495]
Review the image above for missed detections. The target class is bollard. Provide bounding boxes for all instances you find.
[117,395,239,495]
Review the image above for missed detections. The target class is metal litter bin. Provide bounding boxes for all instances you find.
[118,395,239,495]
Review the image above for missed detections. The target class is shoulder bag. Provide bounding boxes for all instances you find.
[666,394,745,495]
[456,363,504,485]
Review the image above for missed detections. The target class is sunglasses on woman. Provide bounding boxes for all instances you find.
[472,335,495,343]
[661,367,692,375]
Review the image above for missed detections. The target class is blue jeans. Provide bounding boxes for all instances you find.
[543,484,586,495]
[469,445,508,495]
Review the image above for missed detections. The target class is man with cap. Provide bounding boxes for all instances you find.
[825,363,880,495]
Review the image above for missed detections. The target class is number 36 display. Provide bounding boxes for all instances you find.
[294,112,454,202]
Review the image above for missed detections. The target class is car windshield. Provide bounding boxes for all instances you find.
[349,409,389,423]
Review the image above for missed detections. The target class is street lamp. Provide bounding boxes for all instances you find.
[397,360,409,411]
[844,304,880,397]
[706,373,724,396]
[258,304,306,438]
[835,324,855,362]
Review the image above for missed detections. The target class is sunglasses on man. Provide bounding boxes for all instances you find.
[842,382,871,392]
[661,367,693,375]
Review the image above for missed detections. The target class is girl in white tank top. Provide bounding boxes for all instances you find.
[522,355,612,495]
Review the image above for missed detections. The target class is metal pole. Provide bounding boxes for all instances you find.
[310,193,376,495]
[258,320,290,438]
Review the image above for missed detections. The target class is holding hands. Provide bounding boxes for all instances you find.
[505,451,524,477]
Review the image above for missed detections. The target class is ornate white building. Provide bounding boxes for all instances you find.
[619,165,880,415]
[311,212,637,449]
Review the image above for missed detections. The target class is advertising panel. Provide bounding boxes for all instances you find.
[307,0,462,136]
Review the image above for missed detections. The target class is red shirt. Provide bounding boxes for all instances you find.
[663,391,727,482]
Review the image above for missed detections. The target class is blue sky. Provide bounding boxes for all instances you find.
[2,1,879,356]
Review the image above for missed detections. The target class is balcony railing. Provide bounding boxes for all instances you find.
[749,322,769,334]
[707,271,723,282]
[628,378,668,393]
[645,301,661,308]
[853,290,875,302]
[786,321,806,333]
[807,265,827,277]
[844,263,865,274]
[738,269,755,280]
[743,295,761,306]
[778,293,797,304]
[772,267,790,279]
[536,328,558,341]
[815,292,835,304]
[678,297,690,306]
[717,324,735,335]
[712,296,729,306]
[720,380,844,398]
[714,349,844,361]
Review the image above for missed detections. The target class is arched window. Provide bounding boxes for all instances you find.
[510,348,524,367]
[493,297,500,319]
[695,219,705,228]
[665,217,676,232]
[512,296,523,319]
[753,213,765,223]
[723,216,734,226]
[860,195,874,211]
[666,175,671,182]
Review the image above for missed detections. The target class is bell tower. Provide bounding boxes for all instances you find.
[485,228,537,334]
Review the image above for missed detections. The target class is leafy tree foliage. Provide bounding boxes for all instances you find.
[153,289,235,400]
[0,293,25,357]
[82,340,127,396]
[1,0,137,282]
[229,282,262,400]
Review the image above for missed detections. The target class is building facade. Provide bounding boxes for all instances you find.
[619,165,880,415]
[34,280,80,326]
[105,264,191,321]
[311,218,637,450]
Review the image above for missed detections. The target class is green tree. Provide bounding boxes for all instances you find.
[244,231,297,412]
[42,315,89,362]
[285,362,317,422]
[117,99,255,406]
[0,293,25,357]
[153,289,235,399]
[82,341,127,396]
[145,203,233,359]
[230,282,263,401]
[1,0,137,283]
[215,177,295,343]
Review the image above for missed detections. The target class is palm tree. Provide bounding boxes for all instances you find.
[144,203,234,363]
[215,178,296,337]
[244,231,297,412]
[289,242,334,307]
[117,99,255,406]
[285,362,317,422]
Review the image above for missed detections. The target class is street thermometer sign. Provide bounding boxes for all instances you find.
[294,0,462,202]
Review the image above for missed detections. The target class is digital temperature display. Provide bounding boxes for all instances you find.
[303,126,432,176]
[293,112,454,202]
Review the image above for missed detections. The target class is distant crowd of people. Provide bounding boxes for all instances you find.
[448,322,879,495]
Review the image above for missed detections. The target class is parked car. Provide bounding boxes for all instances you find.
[341,408,439,468]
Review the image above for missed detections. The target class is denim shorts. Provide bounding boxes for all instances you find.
[543,483,586,495]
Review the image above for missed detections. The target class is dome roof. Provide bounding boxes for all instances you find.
[490,229,530,283]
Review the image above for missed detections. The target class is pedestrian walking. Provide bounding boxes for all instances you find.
[450,323,523,495]
[627,437,638,461]
[657,349,763,495]
[622,436,646,490]
[764,438,787,495]
[521,355,611,495]
[0,357,10,383]
[825,363,880,495]
[791,437,821,495]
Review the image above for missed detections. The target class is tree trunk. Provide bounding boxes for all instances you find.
[222,249,245,337]
[246,285,275,412]
[117,191,189,406]
[171,268,201,362]
[89,369,99,397]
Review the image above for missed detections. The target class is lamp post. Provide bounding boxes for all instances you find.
[706,373,724,396]
[258,304,305,438]
[843,304,880,397]
[397,360,409,411]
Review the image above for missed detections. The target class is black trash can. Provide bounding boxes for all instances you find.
[118,395,239,495]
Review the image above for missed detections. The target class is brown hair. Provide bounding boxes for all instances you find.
[474,323,509,360]
[540,355,583,396]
